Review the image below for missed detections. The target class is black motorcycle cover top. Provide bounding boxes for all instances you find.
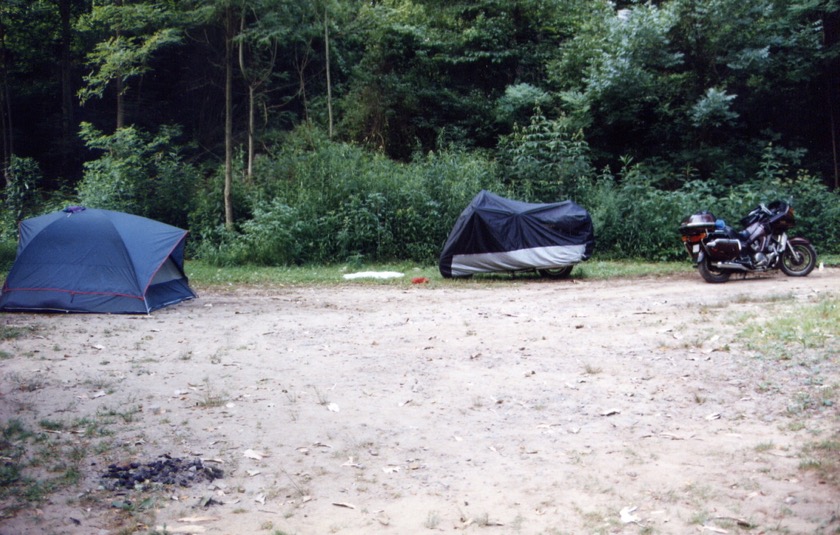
[439,190,595,278]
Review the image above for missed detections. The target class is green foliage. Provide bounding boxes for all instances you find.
[76,0,183,104]
[595,4,683,85]
[191,125,501,265]
[591,145,840,260]
[211,200,301,266]
[690,87,739,128]
[499,112,595,204]
[548,0,833,178]
[186,120,840,267]
[590,161,693,260]
[6,0,840,270]
[0,240,17,274]
[576,3,683,120]
[672,145,840,256]
[2,156,43,238]
[338,0,592,158]
[768,173,840,255]
[494,83,552,128]
[77,123,198,227]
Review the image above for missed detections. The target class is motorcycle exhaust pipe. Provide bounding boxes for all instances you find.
[713,261,748,271]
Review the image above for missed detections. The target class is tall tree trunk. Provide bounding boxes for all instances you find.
[825,8,840,189]
[58,0,74,168]
[295,45,312,121]
[831,97,839,189]
[116,78,125,130]
[325,6,333,138]
[0,9,11,187]
[115,0,124,130]
[247,84,254,177]
[224,4,235,230]
[239,13,253,179]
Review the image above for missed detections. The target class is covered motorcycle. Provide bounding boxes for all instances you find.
[439,190,595,278]
[679,201,817,283]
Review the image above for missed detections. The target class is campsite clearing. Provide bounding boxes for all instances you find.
[0,269,838,534]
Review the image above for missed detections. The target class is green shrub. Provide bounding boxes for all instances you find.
[2,156,44,239]
[776,174,840,255]
[0,240,17,272]
[188,125,840,267]
[498,112,596,205]
[592,153,840,260]
[590,160,707,260]
[192,126,501,266]
[77,123,198,228]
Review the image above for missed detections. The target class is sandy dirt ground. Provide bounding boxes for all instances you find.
[0,268,839,535]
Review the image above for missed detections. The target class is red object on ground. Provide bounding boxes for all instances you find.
[411,277,429,284]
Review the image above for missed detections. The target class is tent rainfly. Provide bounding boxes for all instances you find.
[439,190,595,278]
[0,207,196,313]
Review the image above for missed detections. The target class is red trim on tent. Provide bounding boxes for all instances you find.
[2,287,145,300]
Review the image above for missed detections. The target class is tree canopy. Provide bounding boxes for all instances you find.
[1,0,839,263]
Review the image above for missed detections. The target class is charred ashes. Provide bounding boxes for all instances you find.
[101,454,223,490]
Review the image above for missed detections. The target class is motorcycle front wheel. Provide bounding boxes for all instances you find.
[698,258,731,283]
[780,242,817,277]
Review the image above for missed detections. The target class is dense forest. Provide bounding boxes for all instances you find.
[2,0,840,265]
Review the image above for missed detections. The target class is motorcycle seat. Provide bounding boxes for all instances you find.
[714,226,745,241]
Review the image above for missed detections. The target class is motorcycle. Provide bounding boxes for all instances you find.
[679,201,817,283]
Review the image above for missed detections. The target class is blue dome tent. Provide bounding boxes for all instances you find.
[0,207,196,313]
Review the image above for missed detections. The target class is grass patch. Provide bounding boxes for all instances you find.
[3,255,837,290]
[0,419,71,516]
[731,292,794,305]
[734,295,840,490]
[574,260,693,279]
[741,296,840,354]
[0,324,38,341]
[39,419,64,431]
[196,378,228,408]
[7,371,46,392]
[0,411,125,519]
[185,260,427,287]
[184,259,693,289]
[97,403,142,424]
[800,432,840,488]
[754,441,775,453]
[73,416,115,438]
[821,253,840,267]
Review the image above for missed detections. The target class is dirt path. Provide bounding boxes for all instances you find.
[1,269,839,534]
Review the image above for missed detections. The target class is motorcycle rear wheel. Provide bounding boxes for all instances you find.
[780,242,817,277]
[698,258,731,283]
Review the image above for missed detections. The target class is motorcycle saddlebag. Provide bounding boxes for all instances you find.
[706,238,741,261]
